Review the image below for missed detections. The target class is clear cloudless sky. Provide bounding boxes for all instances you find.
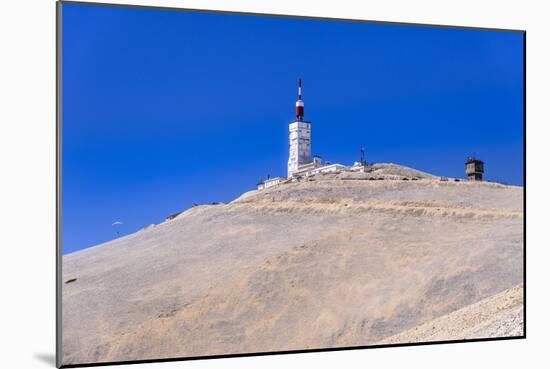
[61,3,524,254]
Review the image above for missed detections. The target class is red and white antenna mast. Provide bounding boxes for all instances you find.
[296,78,304,121]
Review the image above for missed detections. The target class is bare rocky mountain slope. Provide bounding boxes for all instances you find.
[62,164,524,365]
[379,283,523,344]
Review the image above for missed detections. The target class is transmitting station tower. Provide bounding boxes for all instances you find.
[287,79,312,177]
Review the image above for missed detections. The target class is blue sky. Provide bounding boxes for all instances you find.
[61,3,524,254]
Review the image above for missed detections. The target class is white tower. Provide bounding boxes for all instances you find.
[287,79,312,177]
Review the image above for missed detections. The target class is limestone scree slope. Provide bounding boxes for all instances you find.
[62,164,524,365]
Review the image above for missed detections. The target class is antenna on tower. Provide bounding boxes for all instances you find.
[295,78,304,121]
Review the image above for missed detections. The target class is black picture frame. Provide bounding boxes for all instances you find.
[56,1,526,367]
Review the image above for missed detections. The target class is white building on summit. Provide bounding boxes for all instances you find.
[287,79,312,178]
[257,79,369,190]
[256,80,480,191]
[286,79,360,178]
